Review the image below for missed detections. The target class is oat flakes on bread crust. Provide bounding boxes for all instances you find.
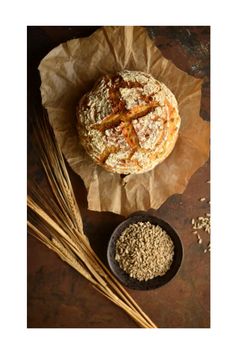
[76,70,181,174]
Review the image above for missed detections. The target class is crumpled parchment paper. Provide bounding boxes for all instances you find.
[38,26,210,216]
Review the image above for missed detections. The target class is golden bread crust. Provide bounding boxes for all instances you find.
[76,70,181,174]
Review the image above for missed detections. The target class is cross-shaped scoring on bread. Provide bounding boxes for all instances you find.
[76,70,181,174]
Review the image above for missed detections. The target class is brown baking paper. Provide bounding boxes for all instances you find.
[38,26,210,216]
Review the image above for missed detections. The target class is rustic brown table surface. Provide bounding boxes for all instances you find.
[27,26,210,328]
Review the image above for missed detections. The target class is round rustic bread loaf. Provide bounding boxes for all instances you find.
[76,70,181,174]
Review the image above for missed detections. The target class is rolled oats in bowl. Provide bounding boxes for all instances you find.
[107,213,183,290]
[115,221,175,281]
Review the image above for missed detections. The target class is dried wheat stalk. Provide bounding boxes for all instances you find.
[27,112,157,328]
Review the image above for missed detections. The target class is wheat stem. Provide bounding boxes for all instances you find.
[28,110,157,328]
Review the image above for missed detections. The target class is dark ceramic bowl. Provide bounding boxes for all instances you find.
[107,212,183,290]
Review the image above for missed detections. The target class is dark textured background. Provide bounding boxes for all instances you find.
[27,26,210,328]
